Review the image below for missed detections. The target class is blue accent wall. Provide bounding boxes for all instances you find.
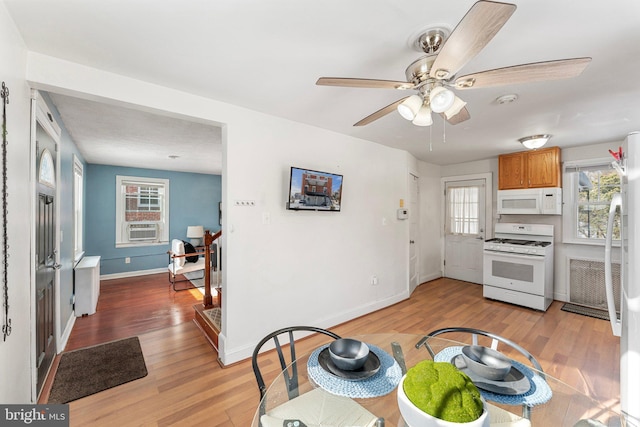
[85,164,221,275]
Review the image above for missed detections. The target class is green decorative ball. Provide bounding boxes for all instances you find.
[403,360,483,423]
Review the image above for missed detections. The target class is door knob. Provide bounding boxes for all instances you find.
[46,263,62,270]
[410,240,415,244]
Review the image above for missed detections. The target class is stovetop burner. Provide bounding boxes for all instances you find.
[485,238,551,247]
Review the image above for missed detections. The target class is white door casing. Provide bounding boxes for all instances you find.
[409,173,419,294]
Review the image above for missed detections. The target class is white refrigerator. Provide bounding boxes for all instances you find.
[605,131,640,426]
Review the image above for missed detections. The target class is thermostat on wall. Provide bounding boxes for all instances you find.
[397,208,408,220]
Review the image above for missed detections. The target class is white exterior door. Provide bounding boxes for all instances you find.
[443,178,487,284]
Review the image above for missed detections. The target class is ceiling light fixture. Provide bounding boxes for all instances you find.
[429,86,455,113]
[519,134,551,149]
[397,87,466,127]
[412,103,433,126]
[397,95,423,120]
[444,97,467,119]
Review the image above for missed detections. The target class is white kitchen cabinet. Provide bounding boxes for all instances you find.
[74,256,101,316]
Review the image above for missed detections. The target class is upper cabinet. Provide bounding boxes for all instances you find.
[498,146,561,190]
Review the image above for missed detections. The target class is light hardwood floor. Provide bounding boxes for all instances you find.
[46,275,620,426]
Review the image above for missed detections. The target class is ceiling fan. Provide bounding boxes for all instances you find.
[316,0,591,127]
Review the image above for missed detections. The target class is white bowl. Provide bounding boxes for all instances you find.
[397,375,490,427]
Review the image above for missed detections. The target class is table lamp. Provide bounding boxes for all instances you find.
[186,225,204,247]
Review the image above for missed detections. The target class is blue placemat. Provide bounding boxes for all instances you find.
[307,343,402,398]
[434,346,552,407]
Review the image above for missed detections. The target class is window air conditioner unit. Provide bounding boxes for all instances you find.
[127,222,158,241]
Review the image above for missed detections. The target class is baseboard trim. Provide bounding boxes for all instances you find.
[57,313,76,354]
[218,290,410,366]
[420,272,442,284]
[101,268,166,281]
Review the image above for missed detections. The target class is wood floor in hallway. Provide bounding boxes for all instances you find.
[46,275,620,426]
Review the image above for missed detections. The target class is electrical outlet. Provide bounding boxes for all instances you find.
[125,257,131,264]
[371,276,378,286]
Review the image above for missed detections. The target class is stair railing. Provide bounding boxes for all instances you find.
[203,229,222,309]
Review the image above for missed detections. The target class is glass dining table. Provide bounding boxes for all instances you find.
[251,333,623,427]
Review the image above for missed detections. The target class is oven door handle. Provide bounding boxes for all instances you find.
[483,250,544,260]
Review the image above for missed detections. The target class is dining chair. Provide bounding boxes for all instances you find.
[415,327,544,420]
[251,326,341,416]
[415,327,543,372]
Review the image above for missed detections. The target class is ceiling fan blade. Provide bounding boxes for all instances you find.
[354,97,409,126]
[316,77,414,90]
[430,1,516,80]
[440,106,471,125]
[453,57,592,89]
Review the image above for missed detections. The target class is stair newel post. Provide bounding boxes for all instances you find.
[203,230,214,308]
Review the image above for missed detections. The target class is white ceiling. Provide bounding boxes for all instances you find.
[48,94,222,175]
[6,0,640,170]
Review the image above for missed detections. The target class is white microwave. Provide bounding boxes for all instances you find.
[497,188,562,215]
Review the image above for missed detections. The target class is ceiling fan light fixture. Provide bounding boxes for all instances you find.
[429,86,455,113]
[397,95,423,120]
[412,104,433,126]
[519,134,551,149]
[444,96,467,119]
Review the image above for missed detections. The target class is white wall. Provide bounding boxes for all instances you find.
[418,161,442,283]
[25,53,413,365]
[0,2,35,403]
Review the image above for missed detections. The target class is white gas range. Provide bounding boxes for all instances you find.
[483,223,554,311]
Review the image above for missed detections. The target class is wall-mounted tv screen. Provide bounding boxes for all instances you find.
[287,167,343,211]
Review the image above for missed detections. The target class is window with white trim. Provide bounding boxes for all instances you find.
[563,159,621,244]
[73,155,84,261]
[115,176,169,247]
[446,185,481,236]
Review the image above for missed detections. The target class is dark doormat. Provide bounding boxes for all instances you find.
[48,336,147,404]
[561,303,610,321]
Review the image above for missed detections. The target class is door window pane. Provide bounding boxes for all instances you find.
[447,186,479,235]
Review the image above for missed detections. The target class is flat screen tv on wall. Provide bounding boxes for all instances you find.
[287,167,343,211]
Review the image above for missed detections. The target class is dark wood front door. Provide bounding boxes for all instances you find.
[35,120,57,397]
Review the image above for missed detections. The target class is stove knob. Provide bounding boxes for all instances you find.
[509,247,514,252]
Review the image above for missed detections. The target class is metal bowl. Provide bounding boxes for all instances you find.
[461,345,512,381]
[328,338,370,371]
